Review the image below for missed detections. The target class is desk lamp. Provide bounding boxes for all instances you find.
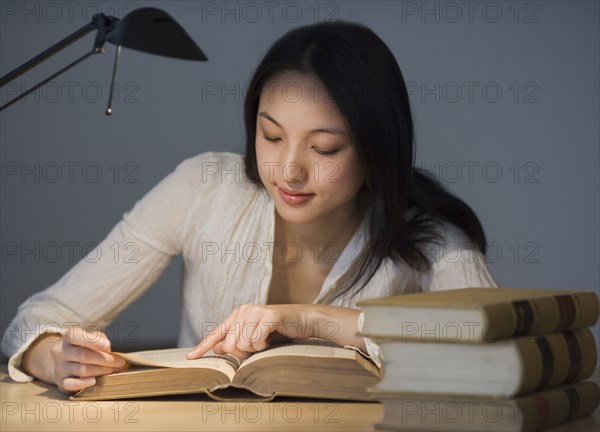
[0,7,207,114]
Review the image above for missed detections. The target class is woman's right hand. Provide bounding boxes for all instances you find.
[22,327,126,393]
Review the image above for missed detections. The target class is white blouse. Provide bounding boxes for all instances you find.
[2,152,498,381]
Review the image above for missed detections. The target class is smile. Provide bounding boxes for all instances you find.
[278,188,315,205]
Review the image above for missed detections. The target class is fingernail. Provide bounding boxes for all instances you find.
[187,350,198,359]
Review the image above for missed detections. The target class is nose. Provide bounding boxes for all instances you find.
[280,143,308,184]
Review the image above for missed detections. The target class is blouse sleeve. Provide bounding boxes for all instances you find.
[1,153,213,382]
[420,221,499,292]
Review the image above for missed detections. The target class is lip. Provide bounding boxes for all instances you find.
[278,187,315,205]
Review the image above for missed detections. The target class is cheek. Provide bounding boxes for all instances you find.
[319,158,363,193]
[255,140,266,163]
[255,142,275,185]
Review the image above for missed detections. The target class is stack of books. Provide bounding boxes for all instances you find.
[358,288,600,431]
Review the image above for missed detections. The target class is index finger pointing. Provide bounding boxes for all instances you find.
[187,310,240,359]
[186,322,227,359]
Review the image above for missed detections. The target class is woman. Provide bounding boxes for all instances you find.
[2,21,497,393]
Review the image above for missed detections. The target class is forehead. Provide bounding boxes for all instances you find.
[258,71,343,122]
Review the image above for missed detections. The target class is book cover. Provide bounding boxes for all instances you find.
[371,328,597,398]
[358,288,599,343]
[372,381,600,431]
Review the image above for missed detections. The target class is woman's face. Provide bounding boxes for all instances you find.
[255,71,365,226]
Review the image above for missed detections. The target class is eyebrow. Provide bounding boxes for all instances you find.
[258,111,347,136]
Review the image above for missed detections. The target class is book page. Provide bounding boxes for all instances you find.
[238,339,356,370]
[69,348,240,400]
[115,347,241,373]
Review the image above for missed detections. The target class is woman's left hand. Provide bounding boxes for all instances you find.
[186,304,365,360]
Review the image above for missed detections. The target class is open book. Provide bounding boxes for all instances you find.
[70,339,382,401]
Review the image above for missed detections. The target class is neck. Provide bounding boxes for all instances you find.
[274,205,365,266]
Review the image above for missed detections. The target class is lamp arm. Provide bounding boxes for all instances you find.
[0,49,103,112]
[0,23,96,87]
[0,13,120,111]
[0,14,118,87]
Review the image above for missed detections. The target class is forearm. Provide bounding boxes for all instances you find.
[308,305,366,352]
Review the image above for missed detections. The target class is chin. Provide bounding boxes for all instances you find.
[274,203,320,225]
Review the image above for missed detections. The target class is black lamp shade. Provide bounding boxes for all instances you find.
[106,8,207,61]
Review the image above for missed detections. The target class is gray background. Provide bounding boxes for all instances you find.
[1,1,598,356]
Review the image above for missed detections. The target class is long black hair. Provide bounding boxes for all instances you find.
[244,21,487,297]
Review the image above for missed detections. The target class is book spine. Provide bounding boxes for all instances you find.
[515,381,600,432]
[518,327,597,395]
[484,291,599,341]
[373,382,599,432]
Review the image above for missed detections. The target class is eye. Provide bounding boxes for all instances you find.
[262,134,281,142]
[314,148,339,156]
